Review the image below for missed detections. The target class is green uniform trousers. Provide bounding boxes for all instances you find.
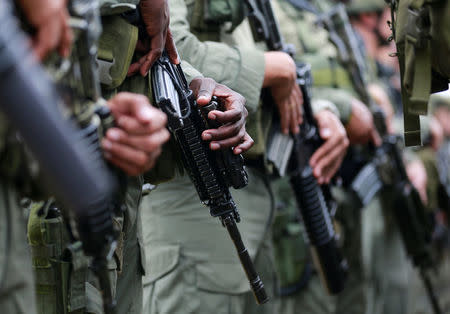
[275,186,367,314]
[141,167,278,314]
[362,191,410,314]
[0,181,37,314]
[407,252,450,313]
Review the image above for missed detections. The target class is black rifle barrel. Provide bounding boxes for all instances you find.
[222,215,268,303]
[0,1,116,220]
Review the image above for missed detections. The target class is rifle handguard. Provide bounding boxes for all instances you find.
[290,167,348,294]
[151,55,268,304]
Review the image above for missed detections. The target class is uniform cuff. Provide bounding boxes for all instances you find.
[312,87,353,124]
[311,99,340,118]
[181,60,204,84]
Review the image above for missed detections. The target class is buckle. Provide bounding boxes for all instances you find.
[96,58,115,86]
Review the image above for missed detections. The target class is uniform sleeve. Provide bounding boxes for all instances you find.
[312,87,354,125]
[181,60,204,83]
[311,99,340,118]
[169,0,265,113]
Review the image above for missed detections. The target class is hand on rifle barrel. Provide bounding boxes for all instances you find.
[263,51,303,135]
[128,0,179,76]
[101,92,170,176]
[345,98,382,146]
[190,77,254,155]
[310,110,349,184]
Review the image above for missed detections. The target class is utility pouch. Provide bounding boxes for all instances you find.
[273,206,312,296]
[189,0,244,34]
[394,0,448,145]
[98,15,138,89]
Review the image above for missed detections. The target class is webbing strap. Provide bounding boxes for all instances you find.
[403,5,432,115]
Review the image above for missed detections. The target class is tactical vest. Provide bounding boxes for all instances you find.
[391,0,450,146]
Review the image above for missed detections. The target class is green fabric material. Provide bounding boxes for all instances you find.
[0,181,37,314]
[362,192,411,314]
[279,275,336,314]
[142,233,278,314]
[394,0,450,146]
[312,87,354,124]
[272,178,310,290]
[141,168,276,313]
[28,178,144,314]
[407,252,450,313]
[98,15,138,89]
[273,0,354,124]
[311,98,340,118]
[204,0,245,31]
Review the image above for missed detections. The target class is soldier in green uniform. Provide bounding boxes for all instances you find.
[140,1,350,314]
[25,1,177,313]
[269,1,387,314]
[407,90,450,314]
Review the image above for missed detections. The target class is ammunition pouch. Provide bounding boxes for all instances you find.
[188,0,244,37]
[28,201,122,314]
[98,15,138,89]
[272,207,313,296]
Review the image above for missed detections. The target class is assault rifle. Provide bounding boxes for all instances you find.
[319,4,442,313]
[243,0,348,294]
[0,2,119,313]
[151,54,268,305]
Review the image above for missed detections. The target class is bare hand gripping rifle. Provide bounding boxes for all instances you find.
[318,4,442,313]
[0,2,119,313]
[151,54,268,305]
[243,0,348,294]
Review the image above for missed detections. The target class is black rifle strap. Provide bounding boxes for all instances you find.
[285,0,319,15]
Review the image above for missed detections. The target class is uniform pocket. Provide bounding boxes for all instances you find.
[142,244,180,285]
[195,262,250,294]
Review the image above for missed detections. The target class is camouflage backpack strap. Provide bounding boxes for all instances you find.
[392,0,445,145]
